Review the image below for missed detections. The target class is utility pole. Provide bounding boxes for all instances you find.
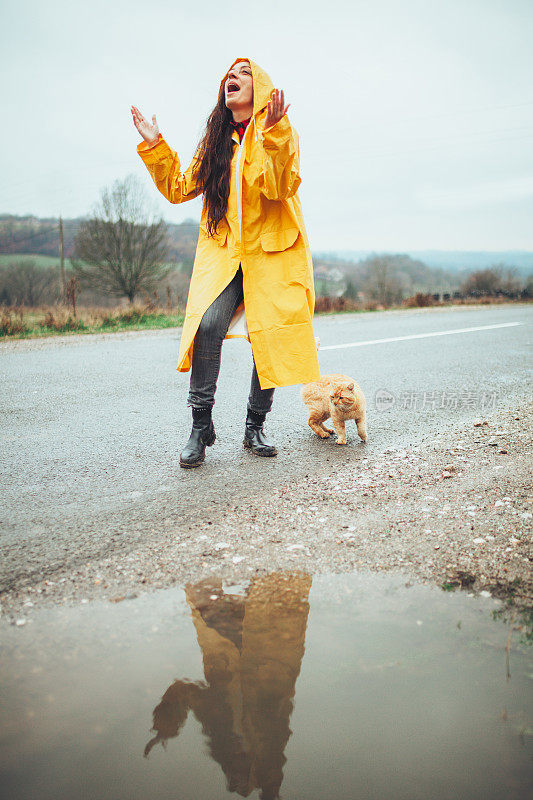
[59,216,66,301]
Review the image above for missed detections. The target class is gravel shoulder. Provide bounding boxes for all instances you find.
[2,399,531,622]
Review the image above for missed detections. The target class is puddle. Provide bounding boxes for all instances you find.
[0,572,531,800]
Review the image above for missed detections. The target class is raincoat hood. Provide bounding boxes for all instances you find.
[220,57,275,119]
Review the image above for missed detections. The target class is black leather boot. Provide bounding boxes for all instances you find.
[180,406,216,468]
[243,410,277,457]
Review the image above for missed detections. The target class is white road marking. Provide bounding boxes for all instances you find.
[319,322,523,351]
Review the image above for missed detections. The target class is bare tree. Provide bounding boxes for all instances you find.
[360,255,406,306]
[0,259,57,306]
[523,274,533,298]
[460,263,522,296]
[71,175,169,303]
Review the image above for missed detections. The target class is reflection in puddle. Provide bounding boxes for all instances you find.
[0,571,531,800]
[145,573,311,798]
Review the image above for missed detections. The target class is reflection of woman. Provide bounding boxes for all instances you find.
[131,58,320,468]
[144,573,312,800]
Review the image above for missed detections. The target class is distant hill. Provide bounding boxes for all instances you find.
[0,214,200,268]
[2,215,531,282]
[313,252,463,296]
[317,249,533,278]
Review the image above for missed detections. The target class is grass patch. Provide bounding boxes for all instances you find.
[0,305,185,340]
[0,254,60,270]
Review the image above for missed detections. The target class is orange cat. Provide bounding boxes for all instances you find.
[301,374,367,445]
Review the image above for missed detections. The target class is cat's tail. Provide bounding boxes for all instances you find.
[300,382,314,402]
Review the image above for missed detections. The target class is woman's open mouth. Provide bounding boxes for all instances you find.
[227,82,240,94]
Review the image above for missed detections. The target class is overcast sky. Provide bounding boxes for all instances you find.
[1,0,532,251]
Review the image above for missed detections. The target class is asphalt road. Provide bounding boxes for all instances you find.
[1,304,530,590]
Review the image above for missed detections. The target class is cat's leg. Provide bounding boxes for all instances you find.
[355,413,367,442]
[319,416,334,435]
[308,413,331,438]
[331,413,347,445]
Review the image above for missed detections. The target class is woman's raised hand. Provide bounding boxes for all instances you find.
[264,89,290,130]
[131,105,160,143]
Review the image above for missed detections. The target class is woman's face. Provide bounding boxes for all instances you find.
[224,61,253,116]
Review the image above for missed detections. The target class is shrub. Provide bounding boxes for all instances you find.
[39,311,87,332]
[314,296,362,314]
[0,309,29,336]
[115,306,148,323]
[405,292,433,308]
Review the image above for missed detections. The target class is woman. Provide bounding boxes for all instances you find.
[131,58,320,468]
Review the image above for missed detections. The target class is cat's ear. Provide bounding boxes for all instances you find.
[347,383,354,391]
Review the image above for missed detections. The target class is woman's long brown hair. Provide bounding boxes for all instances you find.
[193,86,236,237]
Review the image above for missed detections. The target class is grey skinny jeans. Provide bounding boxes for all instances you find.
[187,266,275,415]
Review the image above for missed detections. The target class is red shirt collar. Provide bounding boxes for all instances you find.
[231,116,251,143]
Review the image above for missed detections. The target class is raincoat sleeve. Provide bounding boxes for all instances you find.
[258,116,301,201]
[137,135,202,204]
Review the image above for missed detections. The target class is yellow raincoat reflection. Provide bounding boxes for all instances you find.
[144,572,312,799]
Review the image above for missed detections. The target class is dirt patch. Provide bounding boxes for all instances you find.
[1,402,531,621]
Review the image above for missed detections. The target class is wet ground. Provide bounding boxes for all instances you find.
[1,571,531,800]
[0,303,530,592]
[1,395,530,615]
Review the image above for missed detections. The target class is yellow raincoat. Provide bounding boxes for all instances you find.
[137,57,320,389]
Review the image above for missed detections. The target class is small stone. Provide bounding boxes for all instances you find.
[473,537,485,544]
[442,471,453,479]
[15,619,26,627]
[498,449,508,454]
[443,464,456,472]
[479,590,492,598]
